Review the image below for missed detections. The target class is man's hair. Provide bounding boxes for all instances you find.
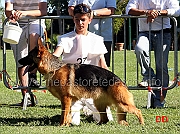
[73,3,91,17]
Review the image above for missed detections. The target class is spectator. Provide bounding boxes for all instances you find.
[68,0,116,67]
[53,3,113,125]
[5,0,47,106]
[126,0,179,108]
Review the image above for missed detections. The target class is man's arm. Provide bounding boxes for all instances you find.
[98,54,109,70]
[128,8,168,16]
[17,2,47,16]
[93,7,115,16]
[5,2,13,18]
[53,46,64,57]
[68,6,115,17]
[126,0,179,17]
[5,2,47,21]
[68,6,74,16]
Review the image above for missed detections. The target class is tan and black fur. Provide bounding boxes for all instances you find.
[19,38,144,126]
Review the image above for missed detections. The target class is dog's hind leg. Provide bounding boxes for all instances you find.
[60,96,72,126]
[94,100,109,125]
[118,103,144,125]
[110,82,144,125]
[116,107,128,125]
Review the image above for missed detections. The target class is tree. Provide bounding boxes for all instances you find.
[113,0,128,35]
[46,0,74,48]
[47,0,73,35]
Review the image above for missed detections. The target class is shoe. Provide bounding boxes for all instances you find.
[154,106,164,109]
[138,78,156,87]
[28,92,38,106]
[149,95,165,109]
[11,93,38,107]
[153,99,165,109]
[29,73,40,87]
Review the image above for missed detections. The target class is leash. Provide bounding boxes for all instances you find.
[0,70,18,89]
[147,72,180,109]
[0,69,46,93]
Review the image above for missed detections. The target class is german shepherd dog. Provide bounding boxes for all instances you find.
[18,38,144,126]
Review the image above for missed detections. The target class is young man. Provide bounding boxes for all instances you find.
[53,3,113,125]
[68,0,116,67]
[5,0,47,106]
[126,0,179,108]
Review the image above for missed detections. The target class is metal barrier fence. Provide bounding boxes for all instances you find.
[1,15,179,93]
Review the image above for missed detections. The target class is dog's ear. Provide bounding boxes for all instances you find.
[18,56,33,66]
[37,37,49,57]
[38,38,47,51]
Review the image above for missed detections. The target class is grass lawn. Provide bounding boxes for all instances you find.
[0,50,180,134]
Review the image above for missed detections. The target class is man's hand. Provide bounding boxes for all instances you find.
[12,10,23,21]
[146,10,160,23]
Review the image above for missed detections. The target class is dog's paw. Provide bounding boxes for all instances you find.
[60,122,70,127]
[97,120,109,125]
[140,122,145,125]
[119,120,129,126]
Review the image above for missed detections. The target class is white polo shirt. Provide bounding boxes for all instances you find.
[57,31,107,66]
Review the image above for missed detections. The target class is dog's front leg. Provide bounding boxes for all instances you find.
[60,96,72,126]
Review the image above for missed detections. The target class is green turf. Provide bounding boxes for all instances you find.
[0,50,180,134]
